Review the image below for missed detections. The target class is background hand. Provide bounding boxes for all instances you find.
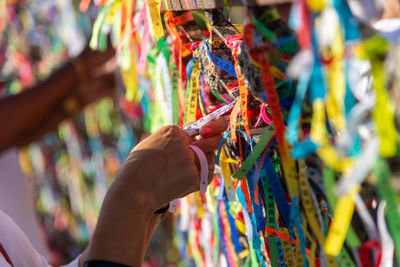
[73,45,116,107]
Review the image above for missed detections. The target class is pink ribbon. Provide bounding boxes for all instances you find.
[169,145,209,213]
[189,145,209,195]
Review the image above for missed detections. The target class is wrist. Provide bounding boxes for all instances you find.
[109,176,157,215]
[71,57,89,85]
[115,153,168,212]
[86,180,154,266]
[113,169,171,215]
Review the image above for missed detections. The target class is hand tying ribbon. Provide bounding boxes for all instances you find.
[168,116,229,213]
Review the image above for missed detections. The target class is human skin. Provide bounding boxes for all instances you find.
[382,0,400,18]
[0,46,115,152]
[79,118,228,267]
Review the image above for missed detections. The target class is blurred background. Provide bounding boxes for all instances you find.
[0,1,179,265]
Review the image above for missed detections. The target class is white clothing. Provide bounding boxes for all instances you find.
[0,209,79,267]
[0,149,50,259]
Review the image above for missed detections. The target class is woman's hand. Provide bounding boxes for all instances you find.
[82,118,228,267]
[115,117,229,212]
[117,125,198,212]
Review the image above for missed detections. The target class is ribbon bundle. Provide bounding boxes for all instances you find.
[89,0,400,265]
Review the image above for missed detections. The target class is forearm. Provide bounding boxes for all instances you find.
[0,61,80,152]
[80,176,157,267]
[78,121,227,266]
[144,214,162,251]
[14,106,70,148]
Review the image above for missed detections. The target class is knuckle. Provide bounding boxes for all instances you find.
[161,125,183,138]
[168,125,182,134]
[168,125,187,140]
[159,125,172,134]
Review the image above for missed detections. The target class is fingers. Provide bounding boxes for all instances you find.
[79,45,115,73]
[161,125,193,145]
[91,58,117,78]
[191,134,223,153]
[177,126,193,145]
[190,126,224,185]
[199,117,228,138]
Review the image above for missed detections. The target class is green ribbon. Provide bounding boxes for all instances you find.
[252,17,277,43]
[233,125,274,180]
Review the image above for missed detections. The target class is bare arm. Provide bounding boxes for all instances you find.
[0,46,114,153]
[78,119,228,266]
[0,61,79,152]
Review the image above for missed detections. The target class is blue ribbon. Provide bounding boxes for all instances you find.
[216,130,253,165]
[289,198,308,267]
[186,57,198,83]
[286,73,310,146]
[333,0,360,41]
[224,200,244,255]
[247,165,266,232]
[205,41,237,78]
[199,74,208,113]
[263,156,291,226]
[309,25,327,102]
[260,175,286,267]
[236,185,255,246]
[256,248,267,267]
[291,138,319,159]
[217,205,230,267]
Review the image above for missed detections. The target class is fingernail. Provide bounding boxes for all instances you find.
[202,126,213,137]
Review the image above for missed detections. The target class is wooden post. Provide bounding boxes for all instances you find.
[161,0,292,12]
